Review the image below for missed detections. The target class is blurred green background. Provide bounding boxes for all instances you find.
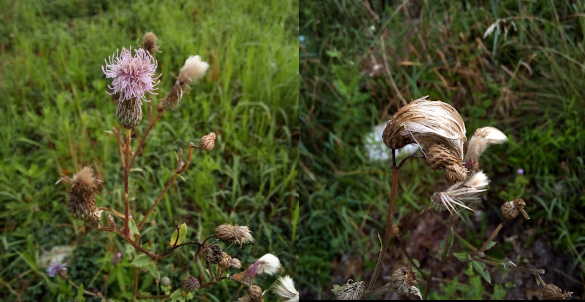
[0,0,299,300]
[301,0,584,300]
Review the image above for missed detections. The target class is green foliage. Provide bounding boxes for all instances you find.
[301,0,584,299]
[169,223,187,247]
[0,0,298,300]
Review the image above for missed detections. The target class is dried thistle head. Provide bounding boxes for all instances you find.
[57,167,103,224]
[543,283,573,300]
[334,279,364,300]
[464,126,508,164]
[391,267,422,299]
[202,244,223,264]
[162,55,209,111]
[430,171,489,217]
[248,285,264,302]
[383,96,466,160]
[230,258,242,269]
[140,32,158,55]
[501,198,530,220]
[199,132,217,152]
[215,224,254,246]
[218,251,232,269]
[425,143,468,183]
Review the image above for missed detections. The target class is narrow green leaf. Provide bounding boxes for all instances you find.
[124,243,135,257]
[131,254,152,268]
[472,260,492,284]
[453,252,469,262]
[169,223,188,247]
[485,241,497,251]
[128,218,140,236]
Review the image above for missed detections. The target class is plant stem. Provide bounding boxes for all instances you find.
[124,129,132,237]
[98,207,126,220]
[66,278,103,298]
[130,110,165,168]
[112,127,126,169]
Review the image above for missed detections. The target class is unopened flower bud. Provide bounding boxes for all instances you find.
[248,285,263,302]
[116,99,143,129]
[181,276,200,292]
[202,244,223,264]
[161,276,171,287]
[199,132,216,151]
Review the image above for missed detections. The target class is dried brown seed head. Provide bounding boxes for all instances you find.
[383,96,466,160]
[60,167,103,223]
[219,251,232,269]
[248,285,264,302]
[199,132,217,152]
[391,267,421,298]
[334,279,364,300]
[431,171,489,217]
[543,283,573,300]
[230,258,242,269]
[215,224,254,247]
[501,201,518,219]
[141,32,158,55]
[202,244,223,264]
[425,144,468,183]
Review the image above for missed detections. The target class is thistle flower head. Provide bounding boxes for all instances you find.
[199,132,217,152]
[248,284,264,302]
[431,171,490,217]
[181,276,200,292]
[273,275,299,302]
[391,267,422,299]
[47,261,67,278]
[102,47,161,104]
[465,126,508,163]
[383,96,466,160]
[245,253,281,279]
[56,167,103,223]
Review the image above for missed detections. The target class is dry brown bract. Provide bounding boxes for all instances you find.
[382,96,466,160]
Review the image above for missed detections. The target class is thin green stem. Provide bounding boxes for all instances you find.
[124,129,132,237]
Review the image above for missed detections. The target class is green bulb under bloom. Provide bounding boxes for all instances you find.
[116,99,143,129]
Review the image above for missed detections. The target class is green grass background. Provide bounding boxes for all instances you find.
[0,0,299,300]
[301,0,585,299]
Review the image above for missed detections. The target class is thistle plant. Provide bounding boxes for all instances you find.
[52,32,298,301]
[332,96,572,300]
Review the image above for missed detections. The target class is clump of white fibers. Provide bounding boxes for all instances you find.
[465,127,508,162]
[178,55,209,85]
[272,275,299,302]
[431,171,490,217]
[257,253,281,275]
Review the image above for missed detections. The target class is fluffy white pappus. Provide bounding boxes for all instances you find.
[257,253,281,275]
[397,96,467,159]
[437,171,490,217]
[273,276,299,302]
[465,127,508,161]
[178,55,209,85]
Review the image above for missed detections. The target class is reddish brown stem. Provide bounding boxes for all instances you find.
[124,129,132,237]
[130,110,165,168]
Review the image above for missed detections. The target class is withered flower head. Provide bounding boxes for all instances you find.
[215,224,254,247]
[162,55,209,111]
[501,198,530,220]
[219,251,232,269]
[57,167,103,224]
[465,126,508,166]
[383,96,466,160]
[248,285,264,302]
[391,267,422,299]
[199,132,217,152]
[425,143,468,183]
[334,279,364,300]
[431,171,489,217]
[543,283,573,300]
[202,244,223,264]
[141,32,159,55]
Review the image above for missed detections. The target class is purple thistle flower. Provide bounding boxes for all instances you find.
[102,47,161,104]
[112,252,122,265]
[244,261,260,279]
[47,261,67,278]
